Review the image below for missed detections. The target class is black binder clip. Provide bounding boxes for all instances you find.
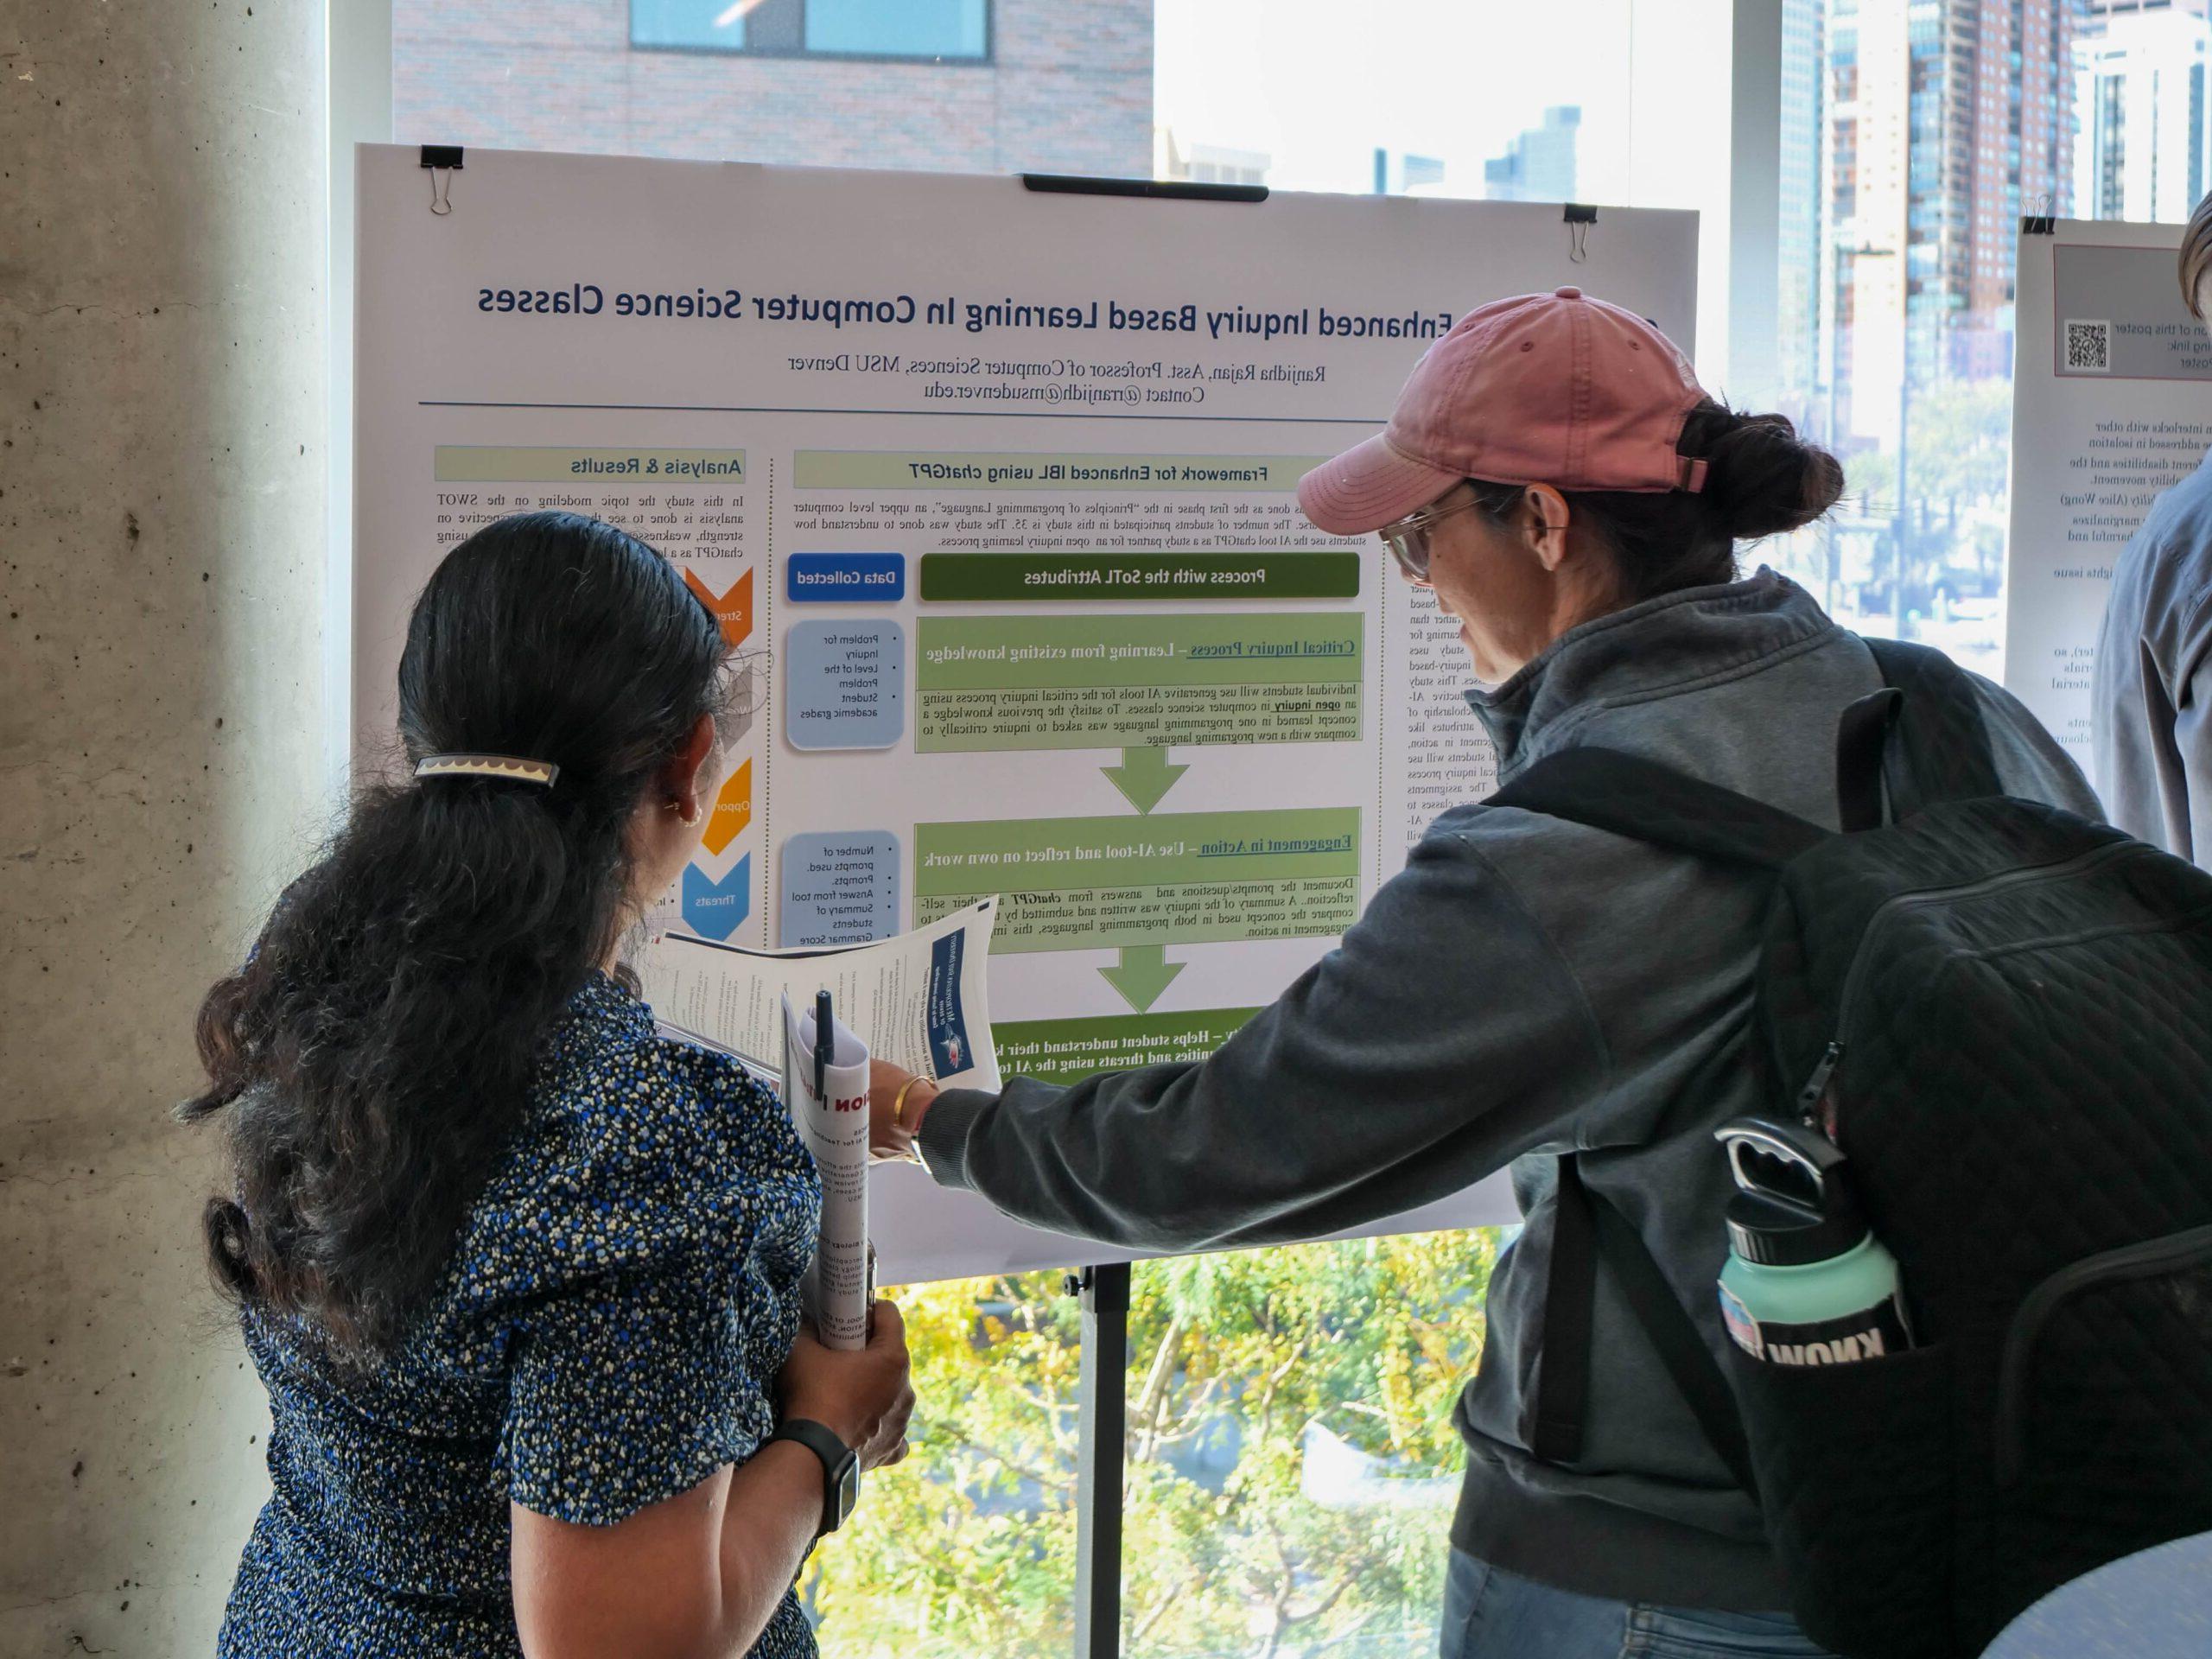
[1564,202,1598,263]
[421,145,463,216]
[2022,214,2056,237]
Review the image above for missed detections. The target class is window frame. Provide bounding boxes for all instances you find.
[628,0,996,66]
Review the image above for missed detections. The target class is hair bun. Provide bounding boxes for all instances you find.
[1692,407,1846,541]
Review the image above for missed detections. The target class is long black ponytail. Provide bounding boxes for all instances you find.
[181,512,728,1357]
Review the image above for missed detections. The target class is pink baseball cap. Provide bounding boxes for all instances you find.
[1297,287,1711,536]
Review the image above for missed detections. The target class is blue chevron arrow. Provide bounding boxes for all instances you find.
[682,855,752,943]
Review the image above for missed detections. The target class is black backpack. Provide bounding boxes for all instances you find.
[1490,637,2212,1658]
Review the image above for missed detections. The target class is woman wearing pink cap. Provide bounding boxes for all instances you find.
[870,290,2095,1655]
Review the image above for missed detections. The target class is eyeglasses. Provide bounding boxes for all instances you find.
[1376,485,1483,585]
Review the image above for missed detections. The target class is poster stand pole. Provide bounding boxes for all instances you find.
[1070,1262,1132,1659]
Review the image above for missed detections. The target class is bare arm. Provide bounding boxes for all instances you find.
[511,1306,914,1659]
[511,1441,820,1659]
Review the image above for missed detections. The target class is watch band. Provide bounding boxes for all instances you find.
[769,1417,860,1537]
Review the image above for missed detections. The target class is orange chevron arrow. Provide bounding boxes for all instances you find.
[703,759,753,857]
[683,566,754,649]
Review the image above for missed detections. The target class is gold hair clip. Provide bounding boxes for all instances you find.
[412,753,560,787]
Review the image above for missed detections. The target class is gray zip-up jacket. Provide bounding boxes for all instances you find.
[2094,448,2212,864]
[917,571,2098,1610]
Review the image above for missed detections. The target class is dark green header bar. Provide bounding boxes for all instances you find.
[919,551,1362,603]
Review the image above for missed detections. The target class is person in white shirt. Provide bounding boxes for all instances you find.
[2093,193,2212,862]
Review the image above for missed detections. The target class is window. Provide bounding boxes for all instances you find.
[806,0,988,59]
[1764,0,2211,683]
[631,0,991,62]
[629,0,751,53]
[803,1234,1495,1656]
[800,1270,1082,1654]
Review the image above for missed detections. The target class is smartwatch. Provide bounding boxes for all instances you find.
[769,1418,861,1536]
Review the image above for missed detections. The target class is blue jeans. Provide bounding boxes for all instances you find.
[1440,1550,1834,1659]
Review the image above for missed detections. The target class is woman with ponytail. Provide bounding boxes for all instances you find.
[864,292,2098,1656]
[186,512,912,1659]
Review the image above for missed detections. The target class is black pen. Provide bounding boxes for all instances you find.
[814,988,834,1102]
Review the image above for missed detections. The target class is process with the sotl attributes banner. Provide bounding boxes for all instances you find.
[352,145,1700,1281]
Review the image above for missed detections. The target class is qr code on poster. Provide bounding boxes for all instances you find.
[2065,319,2112,372]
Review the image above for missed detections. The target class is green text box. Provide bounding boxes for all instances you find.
[996,1008,1262,1084]
[916,810,1358,893]
[915,809,1361,951]
[931,874,1361,953]
[917,613,1361,752]
[918,614,1359,690]
[434,447,746,483]
[919,551,1360,601]
[794,452,1323,490]
[920,683,1362,751]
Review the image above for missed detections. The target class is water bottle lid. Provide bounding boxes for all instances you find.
[1726,1189,1871,1267]
[1715,1116,1874,1266]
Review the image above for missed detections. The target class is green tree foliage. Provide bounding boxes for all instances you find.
[1844,378,2013,519]
[806,1228,1501,1658]
[1907,379,2013,514]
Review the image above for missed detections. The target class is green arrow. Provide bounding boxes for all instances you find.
[1102,745,1187,815]
[1100,944,1185,1014]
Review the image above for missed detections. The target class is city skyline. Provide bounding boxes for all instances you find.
[1804,0,2082,456]
[1484,106,1581,203]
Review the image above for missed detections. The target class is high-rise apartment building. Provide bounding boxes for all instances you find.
[1373,149,1448,194]
[1484,106,1581,203]
[1822,0,2076,450]
[2075,0,2209,222]
[1778,0,1827,427]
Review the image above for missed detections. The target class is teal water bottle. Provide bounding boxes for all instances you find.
[1713,1118,1913,1366]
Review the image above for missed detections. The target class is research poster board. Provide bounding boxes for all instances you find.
[2007,219,2212,760]
[354,145,1698,1282]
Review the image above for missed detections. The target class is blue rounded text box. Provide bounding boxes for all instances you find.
[787,553,906,603]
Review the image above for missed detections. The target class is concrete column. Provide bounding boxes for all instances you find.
[1,3,328,1652]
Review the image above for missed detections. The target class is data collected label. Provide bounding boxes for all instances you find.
[787,552,906,603]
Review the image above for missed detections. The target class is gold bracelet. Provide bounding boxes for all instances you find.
[892,1073,932,1130]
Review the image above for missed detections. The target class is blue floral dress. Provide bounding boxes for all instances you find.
[215,975,821,1657]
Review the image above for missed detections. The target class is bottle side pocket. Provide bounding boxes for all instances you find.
[1730,1339,1955,1659]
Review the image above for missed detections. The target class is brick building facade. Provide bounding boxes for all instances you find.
[394,0,1153,176]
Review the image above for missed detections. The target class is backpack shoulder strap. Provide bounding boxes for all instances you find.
[1487,747,1828,870]
[1586,1178,1760,1497]
[1861,636,2005,811]
[1530,1156,1599,1468]
[1536,1154,1762,1497]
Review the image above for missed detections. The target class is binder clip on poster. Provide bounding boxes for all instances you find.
[1565,203,1599,264]
[422,145,463,216]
